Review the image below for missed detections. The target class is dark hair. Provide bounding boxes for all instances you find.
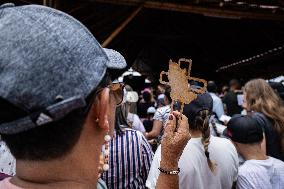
[114,106,128,136]
[207,81,217,93]
[229,79,241,89]
[1,73,110,161]
[142,91,151,102]
[269,81,284,101]
[190,110,216,173]
[222,85,229,93]
[164,87,172,103]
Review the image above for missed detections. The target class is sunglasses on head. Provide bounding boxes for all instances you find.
[96,83,125,106]
[108,83,125,106]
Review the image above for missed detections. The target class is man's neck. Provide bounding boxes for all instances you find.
[10,124,103,189]
[12,155,98,189]
[190,130,202,138]
[240,145,267,161]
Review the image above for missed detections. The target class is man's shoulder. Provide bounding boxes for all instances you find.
[238,162,260,181]
[269,156,284,168]
[239,160,267,176]
[237,165,261,189]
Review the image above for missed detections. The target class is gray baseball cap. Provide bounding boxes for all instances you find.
[0,3,126,134]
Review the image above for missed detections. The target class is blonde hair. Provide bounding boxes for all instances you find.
[244,78,284,156]
[194,110,217,173]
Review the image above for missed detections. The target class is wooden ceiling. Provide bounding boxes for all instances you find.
[1,0,284,84]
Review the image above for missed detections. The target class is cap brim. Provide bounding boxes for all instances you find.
[104,48,127,69]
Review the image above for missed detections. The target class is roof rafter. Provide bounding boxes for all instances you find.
[216,45,284,72]
[93,0,284,21]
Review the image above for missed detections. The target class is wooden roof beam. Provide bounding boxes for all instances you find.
[102,5,143,47]
[93,0,284,21]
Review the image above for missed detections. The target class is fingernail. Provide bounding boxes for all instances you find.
[169,115,173,120]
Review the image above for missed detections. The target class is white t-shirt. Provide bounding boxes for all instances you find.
[127,113,146,133]
[152,105,171,141]
[0,141,15,175]
[146,136,238,189]
[237,157,284,189]
[153,105,171,126]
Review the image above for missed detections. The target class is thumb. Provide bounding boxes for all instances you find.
[178,114,189,132]
[164,114,176,135]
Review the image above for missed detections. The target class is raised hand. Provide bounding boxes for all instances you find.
[156,111,191,189]
[160,111,191,168]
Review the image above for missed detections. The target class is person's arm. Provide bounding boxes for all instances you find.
[146,108,164,139]
[156,112,191,189]
[156,158,179,189]
[146,120,163,139]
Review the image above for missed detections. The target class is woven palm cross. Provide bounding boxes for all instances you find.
[160,58,207,114]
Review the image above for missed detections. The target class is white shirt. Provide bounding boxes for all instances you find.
[209,93,225,119]
[152,105,171,141]
[127,113,146,133]
[210,122,226,137]
[153,105,171,126]
[0,141,15,175]
[146,136,238,189]
[237,157,284,189]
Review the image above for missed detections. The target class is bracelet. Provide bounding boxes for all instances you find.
[158,167,180,175]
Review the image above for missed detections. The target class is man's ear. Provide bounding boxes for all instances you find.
[92,88,110,130]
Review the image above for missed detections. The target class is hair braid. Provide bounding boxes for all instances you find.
[197,110,217,174]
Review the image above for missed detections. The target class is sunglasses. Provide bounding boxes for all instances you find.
[96,83,125,106]
[108,83,125,106]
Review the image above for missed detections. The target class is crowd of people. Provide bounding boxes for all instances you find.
[0,3,284,189]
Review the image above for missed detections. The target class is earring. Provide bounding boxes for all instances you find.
[102,131,111,171]
[95,118,99,123]
[97,153,104,178]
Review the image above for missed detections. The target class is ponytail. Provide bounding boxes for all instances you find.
[195,110,217,173]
